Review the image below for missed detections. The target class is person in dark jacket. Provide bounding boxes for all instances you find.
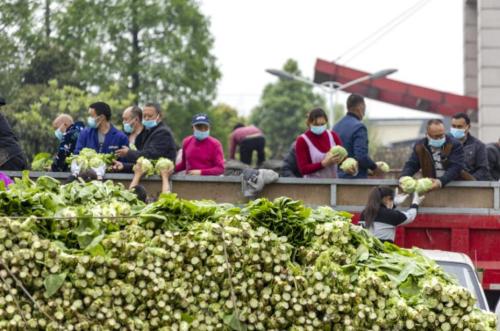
[360,186,425,243]
[333,94,383,179]
[487,138,500,181]
[51,114,85,172]
[74,102,129,154]
[113,102,177,172]
[280,142,302,178]
[0,97,28,170]
[449,112,491,180]
[400,119,468,190]
[121,105,144,149]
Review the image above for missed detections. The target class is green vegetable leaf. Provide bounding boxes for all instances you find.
[223,313,247,331]
[44,272,67,297]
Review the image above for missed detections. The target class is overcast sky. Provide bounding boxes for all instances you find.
[199,0,463,120]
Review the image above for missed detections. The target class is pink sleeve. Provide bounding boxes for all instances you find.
[201,140,225,176]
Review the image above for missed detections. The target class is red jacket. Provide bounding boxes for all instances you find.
[295,130,342,175]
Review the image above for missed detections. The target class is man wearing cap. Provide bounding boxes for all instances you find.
[0,97,28,171]
[175,113,224,176]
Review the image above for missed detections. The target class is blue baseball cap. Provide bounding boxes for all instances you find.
[192,113,210,126]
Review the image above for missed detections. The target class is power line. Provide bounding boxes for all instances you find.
[334,0,432,64]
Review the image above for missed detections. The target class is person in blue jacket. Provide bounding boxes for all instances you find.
[51,114,85,172]
[74,102,129,155]
[333,94,383,179]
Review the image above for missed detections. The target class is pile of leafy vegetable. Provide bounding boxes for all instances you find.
[66,148,115,170]
[31,153,53,171]
[0,176,496,330]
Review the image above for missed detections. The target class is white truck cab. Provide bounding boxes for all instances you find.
[420,249,489,311]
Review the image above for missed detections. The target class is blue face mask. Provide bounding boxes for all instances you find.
[87,116,97,129]
[310,124,327,135]
[142,119,158,129]
[450,127,466,139]
[54,128,64,141]
[123,122,133,134]
[194,129,210,141]
[428,136,446,148]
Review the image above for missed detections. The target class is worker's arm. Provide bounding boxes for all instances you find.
[351,126,377,172]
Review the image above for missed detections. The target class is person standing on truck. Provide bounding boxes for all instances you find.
[175,113,224,176]
[51,114,85,172]
[487,138,500,181]
[74,102,129,155]
[450,113,491,181]
[360,186,425,244]
[334,94,384,179]
[229,123,266,167]
[400,119,468,190]
[0,97,28,171]
[295,108,350,178]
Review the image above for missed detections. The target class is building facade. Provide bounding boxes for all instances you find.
[464,0,500,143]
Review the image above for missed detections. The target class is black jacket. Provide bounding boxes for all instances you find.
[123,121,177,171]
[462,134,491,181]
[401,135,465,186]
[280,142,302,178]
[0,112,27,169]
[487,143,500,180]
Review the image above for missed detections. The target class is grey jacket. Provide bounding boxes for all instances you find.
[462,134,491,181]
[487,143,500,181]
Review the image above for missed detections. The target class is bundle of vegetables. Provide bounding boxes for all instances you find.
[66,148,115,171]
[155,157,174,173]
[134,157,174,177]
[340,157,358,173]
[0,179,496,330]
[416,177,434,194]
[31,153,53,171]
[376,161,390,173]
[329,146,348,160]
[399,176,417,193]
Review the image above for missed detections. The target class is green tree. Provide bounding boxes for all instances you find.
[1,0,220,105]
[251,59,325,158]
[1,80,136,160]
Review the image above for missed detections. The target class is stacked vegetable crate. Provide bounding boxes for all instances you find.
[0,173,496,330]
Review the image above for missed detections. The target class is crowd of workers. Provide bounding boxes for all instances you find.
[1,94,500,182]
[2,93,500,242]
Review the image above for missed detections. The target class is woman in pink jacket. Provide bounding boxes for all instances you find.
[175,114,225,176]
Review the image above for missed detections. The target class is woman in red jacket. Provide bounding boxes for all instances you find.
[295,108,347,178]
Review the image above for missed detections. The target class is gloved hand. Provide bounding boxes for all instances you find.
[92,165,106,179]
[70,160,81,176]
[412,192,425,205]
[393,188,409,206]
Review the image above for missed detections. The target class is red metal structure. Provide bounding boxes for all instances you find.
[314,58,478,117]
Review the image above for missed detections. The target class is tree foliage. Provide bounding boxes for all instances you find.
[251,59,325,158]
[1,81,136,160]
[0,0,222,161]
[0,0,220,104]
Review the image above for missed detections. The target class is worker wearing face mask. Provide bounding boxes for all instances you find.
[51,114,85,172]
[112,102,177,173]
[400,119,468,191]
[74,102,129,155]
[295,108,353,178]
[175,113,224,176]
[449,112,491,181]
